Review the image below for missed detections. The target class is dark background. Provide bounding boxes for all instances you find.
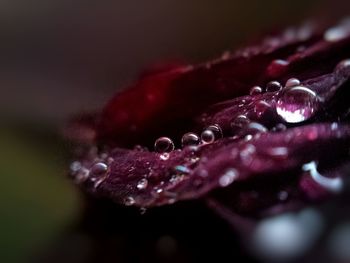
[0,1,349,262]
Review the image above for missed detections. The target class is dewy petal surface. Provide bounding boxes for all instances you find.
[68,19,350,219]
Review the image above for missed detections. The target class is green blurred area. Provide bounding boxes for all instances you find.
[0,128,80,263]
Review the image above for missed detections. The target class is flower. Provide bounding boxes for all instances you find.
[67,18,350,222]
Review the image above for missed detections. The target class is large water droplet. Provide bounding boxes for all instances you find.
[154,137,175,153]
[266,81,282,92]
[137,178,148,190]
[249,86,263,96]
[181,132,200,148]
[276,86,319,123]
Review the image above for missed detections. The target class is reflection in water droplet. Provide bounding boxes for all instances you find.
[276,86,319,123]
[285,78,301,88]
[266,81,282,92]
[219,168,238,187]
[154,137,175,153]
[124,196,135,206]
[302,161,343,193]
[137,178,148,190]
[181,132,200,148]
[249,86,263,96]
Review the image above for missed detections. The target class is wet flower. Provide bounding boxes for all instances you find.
[67,18,350,224]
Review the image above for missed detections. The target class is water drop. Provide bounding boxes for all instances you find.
[137,178,148,190]
[278,191,289,201]
[272,123,287,132]
[74,167,89,183]
[90,162,108,177]
[219,168,238,187]
[335,59,350,74]
[181,132,200,148]
[254,100,271,117]
[276,86,319,123]
[154,137,175,153]
[70,161,82,175]
[201,130,215,144]
[204,124,223,139]
[241,122,268,136]
[285,78,301,88]
[174,165,190,175]
[249,86,263,96]
[140,207,147,215]
[160,152,170,161]
[124,196,135,206]
[266,81,282,92]
[302,161,343,193]
[267,147,289,159]
[324,26,349,42]
[231,115,250,133]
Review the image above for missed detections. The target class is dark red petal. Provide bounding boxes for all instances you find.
[71,124,350,213]
[97,23,325,147]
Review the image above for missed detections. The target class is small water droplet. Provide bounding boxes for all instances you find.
[90,162,108,177]
[154,137,175,153]
[231,115,250,133]
[267,147,289,159]
[250,86,263,96]
[202,124,223,142]
[272,123,287,132]
[277,191,289,201]
[174,165,190,174]
[70,161,82,174]
[139,207,147,215]
[219,168,239,187]
[240,144,256,165]
[285,78,301,88]
[241,122,268,136]
[254,100,272,117]
[124,196,135,206]
[201,130,215,144]
[137,178,148,190]
[335,59,350,74]
[266,81,282,92]
[276,86,319,123]
[324,26,349,42]
[74,167,89,183]
[181,132,200,148]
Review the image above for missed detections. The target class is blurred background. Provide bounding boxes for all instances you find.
[0,1,349,262]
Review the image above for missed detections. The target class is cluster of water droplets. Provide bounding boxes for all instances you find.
[69,151,112,189]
